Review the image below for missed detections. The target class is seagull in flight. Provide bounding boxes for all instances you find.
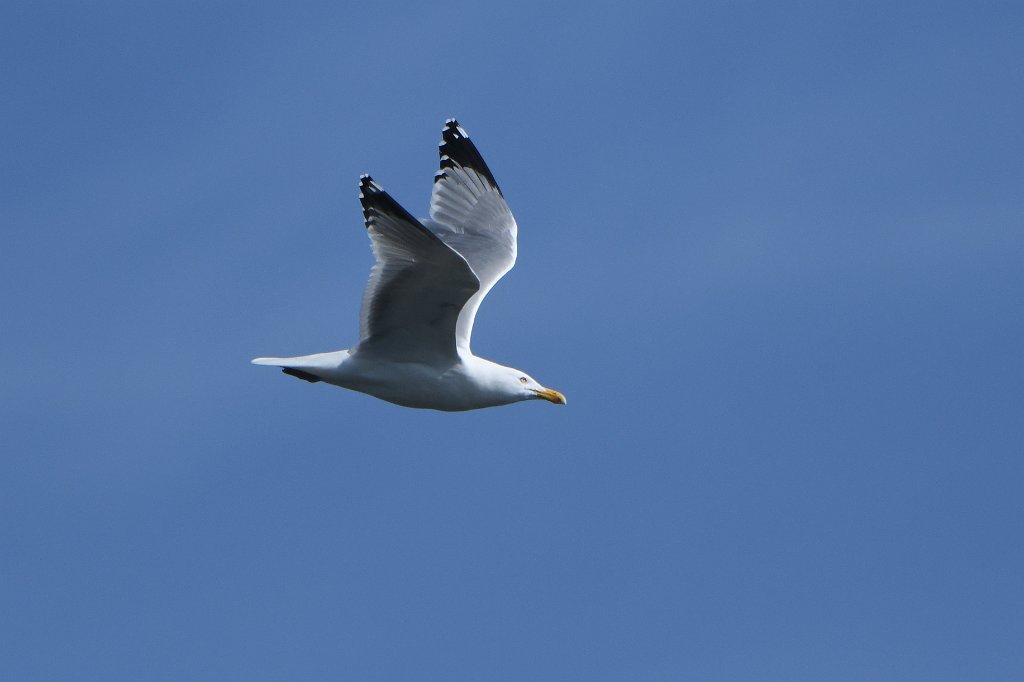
[253,120,567,411]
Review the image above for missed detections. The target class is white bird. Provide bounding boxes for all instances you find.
[253,119,566,411]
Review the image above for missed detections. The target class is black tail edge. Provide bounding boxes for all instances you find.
[282,367,321,383]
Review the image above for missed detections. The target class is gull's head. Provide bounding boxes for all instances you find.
[505,368,567,406]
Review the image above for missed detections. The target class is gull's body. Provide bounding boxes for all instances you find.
[253,120,565,411]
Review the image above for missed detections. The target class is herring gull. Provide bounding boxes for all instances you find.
[252,120,566,411]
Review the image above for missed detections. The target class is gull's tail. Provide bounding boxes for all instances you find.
[251,350,349,383]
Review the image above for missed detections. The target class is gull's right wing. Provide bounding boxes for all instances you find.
[428,120,518,353]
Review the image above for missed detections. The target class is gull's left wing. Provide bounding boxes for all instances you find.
[356,175,480,362]
[428,120,518,353]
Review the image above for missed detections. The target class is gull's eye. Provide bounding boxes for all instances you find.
[519,377,528,384]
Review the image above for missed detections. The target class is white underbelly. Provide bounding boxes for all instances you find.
[322,358,497,411]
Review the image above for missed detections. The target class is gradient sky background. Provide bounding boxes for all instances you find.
[2,2,1022,680]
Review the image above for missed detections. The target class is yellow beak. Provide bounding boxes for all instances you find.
[530,388,567,405]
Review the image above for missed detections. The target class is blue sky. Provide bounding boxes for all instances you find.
[2,1,1022,679]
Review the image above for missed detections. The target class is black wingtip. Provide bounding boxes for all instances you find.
[443,118,467,139]
[358,174,383,199]
[358,172,431,235]
[436,119,501,194]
